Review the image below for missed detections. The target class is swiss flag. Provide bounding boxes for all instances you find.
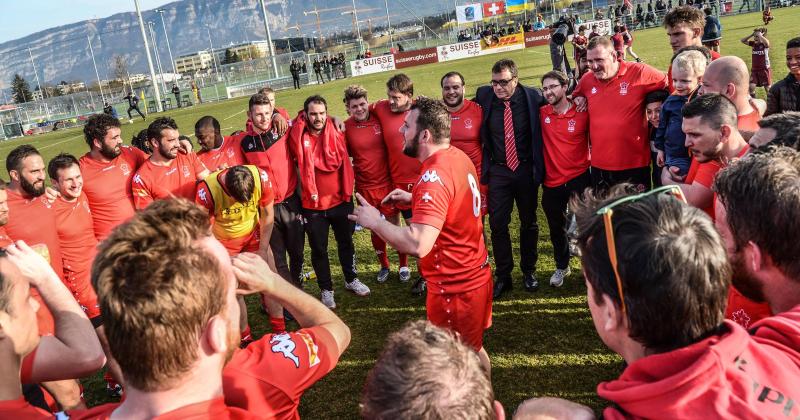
[483,1,506,16]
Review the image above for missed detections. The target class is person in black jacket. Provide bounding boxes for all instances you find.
[171,83,181,108]
[289,59,301,89]
[123,90,145,122]
[765,37,800,116]
[475,59,545,299]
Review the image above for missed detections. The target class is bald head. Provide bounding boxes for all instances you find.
[701,57,750,102]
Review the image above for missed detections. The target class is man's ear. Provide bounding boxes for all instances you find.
[8,169,19,183]
[602,293,625,333]
[0,312,11,340]
[743,240,765,274]
[204,315,229,356]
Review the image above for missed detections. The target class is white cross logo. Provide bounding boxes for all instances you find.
[421,192,433,203]
[488,2,500,14]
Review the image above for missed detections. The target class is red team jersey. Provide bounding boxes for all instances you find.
[223,327,339,420]
[238,130,297,205]
[79,146,148,240]
[53,193,101,320]
[68,398,259,420]
[410,146,490,294]
[197,136,245,172]
[344,115,392,191]
[371,100,422,186]
[132,152,208,209]
[540,103,591,187]
[0,226,12,247]
[573,61,668,171]
[448,99,484,179]
[748,41,771,70]
[5,189,64,336]
[0,397,52,419]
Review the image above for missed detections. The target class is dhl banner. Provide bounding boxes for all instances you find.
[479,32,525,55]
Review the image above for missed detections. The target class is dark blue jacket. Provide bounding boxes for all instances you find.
[654,93,689,159]
[475,84,546,185]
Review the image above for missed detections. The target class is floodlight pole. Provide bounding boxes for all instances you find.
[147,21,168,99]
[27,48,44,100]
[134,0,162,112]
[87,35,106,103]
[384,0,394,48]
[259,0,281,78]
[156,9,178,75]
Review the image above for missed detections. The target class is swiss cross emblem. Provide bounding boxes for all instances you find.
[619,82,629,96]
[567,120,576,132]
[464,118,473,129]
[483,1,506,16]
[421,191,433,203]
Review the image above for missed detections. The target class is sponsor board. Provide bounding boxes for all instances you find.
[480,32,525,55]
[456,3,483,23]
[581,19,613,37]
[349,54,396,76]
[394,47,439,69]
[437,40,482,62]
[524,29,551,47]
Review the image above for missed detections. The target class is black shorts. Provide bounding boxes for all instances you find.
[590,166,651,192]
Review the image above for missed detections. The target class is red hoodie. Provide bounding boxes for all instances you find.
[288,112,354,210]
[599,305,800,419]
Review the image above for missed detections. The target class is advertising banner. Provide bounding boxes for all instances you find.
[581,19,613,36]
[436,40,482,62]
[479,32,525,55]
[394,47,439,69]
[349,55,396,76]
[456,4,484,24]
[523,29,551,47]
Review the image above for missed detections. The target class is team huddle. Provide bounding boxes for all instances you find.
[1,4,800,418]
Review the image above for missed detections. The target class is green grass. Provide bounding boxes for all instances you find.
[4,8,798,418]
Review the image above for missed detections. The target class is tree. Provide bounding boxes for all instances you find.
[11,74,33,103]
[248,45,263,60]
[223,48,234,64]
[232,51,241,63]
[113,55,129,84]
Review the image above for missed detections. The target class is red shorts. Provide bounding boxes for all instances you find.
[357,184,398,217]
[750,68,772,87]
[64,266,102,321]
[219,230,260,257]
[426,277,493,351]
[394,182,416,211]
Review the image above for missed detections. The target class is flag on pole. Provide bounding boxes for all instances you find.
[456,4,484,23]
[506,0,531,12]
[483,1,506,17]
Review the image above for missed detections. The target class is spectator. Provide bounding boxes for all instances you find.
[663,6,720,91]
[102,102,117,119]
[701,8,721,53]
[289,59,301,90]
[533,15,546,31]
[360,321,504,420]
[589,24,601,39]
[765,37,800,116]
[171,83,181,108]
[645,90,670,188]
[568,183,800,419]
[741,28,772,98]
[322,56,332,82]
[312,58,324,85]
[699,56,761,132]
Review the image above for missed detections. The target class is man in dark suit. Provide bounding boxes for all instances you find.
[476,59,545,299]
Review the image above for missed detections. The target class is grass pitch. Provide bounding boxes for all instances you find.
[2,8,798,417]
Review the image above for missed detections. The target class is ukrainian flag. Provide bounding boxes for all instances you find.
[507,0,532,12]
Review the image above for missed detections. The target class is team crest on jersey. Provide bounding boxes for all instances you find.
[464,118,473,129]
[567,120,576,132]
[120,163,130,176]
[303,139,311,148]
[591,87,597,95]
[544,116,551,124]
[419,170,445,186]
[182,165,190,178]
[619,82,629,96]
[373,125,382,135]
[226,148,234,158]
[39,196,52,209]
[270,333,300,368]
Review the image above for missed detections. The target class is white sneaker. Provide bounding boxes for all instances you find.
[399,266,411,283]
[550,267,571,287]
[321,290,336,309]
[345,279,371,296]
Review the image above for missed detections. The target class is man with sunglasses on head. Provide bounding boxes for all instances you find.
[573,36,667,192]
[475,59,545,299]
[540,184,800,418]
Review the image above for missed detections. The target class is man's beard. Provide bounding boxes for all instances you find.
[444,95,463,108]
[402,131,421,158]
[159,143,178,159]
[20,177,45,197]
[100,142,121,160]
[730,251,767,303]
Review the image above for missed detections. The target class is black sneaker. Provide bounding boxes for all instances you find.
[411,277,427,296]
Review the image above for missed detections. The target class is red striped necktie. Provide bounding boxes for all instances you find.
[503,101,519,171]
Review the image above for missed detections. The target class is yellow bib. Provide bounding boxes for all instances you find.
[205,165,263,240]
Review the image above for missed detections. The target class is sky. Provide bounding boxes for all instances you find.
[0,0,170,44]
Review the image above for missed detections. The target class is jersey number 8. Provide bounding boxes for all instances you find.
[467,173,481,218]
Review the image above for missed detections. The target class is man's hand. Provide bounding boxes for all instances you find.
[573,96,587,112]
[656,150,665,167]
[667,166,686,183]
[179,139,193,154]
[381,188,412,207]
[232,252,280,296]
[348,193,383,230]
[45,187,60,203]
[5,241,60,288]
[272,113,289,137]
[331,116,346,132]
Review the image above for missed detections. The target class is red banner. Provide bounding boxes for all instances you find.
[524,30,551,47]
[393,47,439,69]
[482,1,506,17]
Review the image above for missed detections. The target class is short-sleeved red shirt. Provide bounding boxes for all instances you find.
[0,397,51,419]
[573,61,668,171]
[371,100,422,185]
[79,146,148,240]
[410,147,490,295]
[344,115,392,191]
[68,397,259,419]
[449,99,484,180]
[223,326,340,420]
[738,107,762,132]
[684,145,750,218]
[53,192,97,276]
[132,152,207,209]
[540,103,591,187]
[197,136,245,173]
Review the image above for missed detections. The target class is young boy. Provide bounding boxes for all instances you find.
[645,90,670,188]
[741,28,772,97]
[655,50,707,177]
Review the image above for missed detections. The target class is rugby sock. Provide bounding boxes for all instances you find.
[270,317,286,334]
[371,232,389,268]
[399,253,409,268]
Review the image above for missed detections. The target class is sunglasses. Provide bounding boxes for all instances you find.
[594,185,687,319]
[490,78,515,87]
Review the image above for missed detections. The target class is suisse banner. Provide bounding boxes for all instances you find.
[456,4,484,24]
[479,32,525,55]
[394,47,439,69]
[349,54,396,76]
[523,29,551,47]
[581,19,613,36]
[436,40,482,62]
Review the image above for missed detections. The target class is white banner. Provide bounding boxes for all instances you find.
[349,55,396,76]
[580,19,613,37]
[436,40,482,62]
[456,4,483,24]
